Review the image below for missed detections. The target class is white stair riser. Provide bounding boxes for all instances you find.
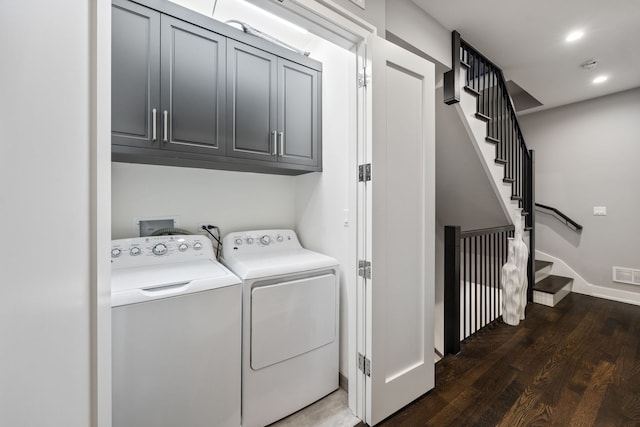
[535,267,552,283]
[533,282,572,307]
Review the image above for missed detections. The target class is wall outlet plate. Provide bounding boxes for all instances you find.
[593,206,607,216]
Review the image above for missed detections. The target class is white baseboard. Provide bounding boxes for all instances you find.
[535,249,640,307]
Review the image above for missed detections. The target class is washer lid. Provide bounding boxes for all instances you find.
[111,260,241,307]
[222,249,338,280]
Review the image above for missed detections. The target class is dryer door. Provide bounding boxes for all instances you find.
[251,273,336,370]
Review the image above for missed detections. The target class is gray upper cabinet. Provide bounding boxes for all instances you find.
[112,0,322,175]
[227,41,321,168]
[278,59,321,167]
[226,40,278,162]
[112,1,225,156]
[112,0,160,148]
[161,16,226,155]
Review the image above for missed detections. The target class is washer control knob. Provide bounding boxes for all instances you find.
[246,237,254,245]
[193,242,203,250]
[129,247,141,256]
[276,235,284,242]
[178,243,189,252]
[152,243,168,256]
[234,238,243,246]
[111,248,122,258]
[260,235,271,245]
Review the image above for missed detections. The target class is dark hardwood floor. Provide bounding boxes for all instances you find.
[378,293,640,426]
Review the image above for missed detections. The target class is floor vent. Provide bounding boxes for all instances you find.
[613,266,640,286]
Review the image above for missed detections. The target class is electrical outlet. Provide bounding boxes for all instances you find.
[197,223,215,234]
[593,206,607,216]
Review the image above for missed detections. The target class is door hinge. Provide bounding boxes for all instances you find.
[358,352,371,377]
[358,163,371,182]
[358,260,372,279]
[358,68,370,88]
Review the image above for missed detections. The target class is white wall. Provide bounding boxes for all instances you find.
[294,38,356,378]
[0,1,94,425]
[112,163,296,238]
[435,87,509,230]
[329,0,386,34]
[520,88,640,294]
[385,0,450,70]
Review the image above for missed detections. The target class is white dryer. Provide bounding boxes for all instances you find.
[222,229,339,427]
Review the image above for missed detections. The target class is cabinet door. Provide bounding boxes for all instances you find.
[112,0,160,148]
[277,59,321,168]
[226,40,278,162]
[160,16,226,156]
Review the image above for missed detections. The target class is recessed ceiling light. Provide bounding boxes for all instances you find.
[593,75,608,84]
[566,30,584,42]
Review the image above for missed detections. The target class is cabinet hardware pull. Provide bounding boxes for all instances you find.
[278,132,284,157]
[163,110,168,142]
[152,109,157,142]
[271,131,277,156]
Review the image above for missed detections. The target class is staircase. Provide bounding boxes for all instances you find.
[442,31,581,356]
[443,31,535,298]
[533,260,573,307]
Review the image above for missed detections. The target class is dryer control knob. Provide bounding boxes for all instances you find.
[246,237,254,245]
[129,247,141,256]
[260,235,271,245]
[276,235,284,242]
[178,243,189,252]
[152,243,168,256]
[193,242,203,250]
[234,238,243,246]
[111,248,122,258]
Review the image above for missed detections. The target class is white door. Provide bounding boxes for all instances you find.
[360,36,436,425]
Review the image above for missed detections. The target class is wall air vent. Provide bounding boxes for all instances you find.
[612,266,640,286]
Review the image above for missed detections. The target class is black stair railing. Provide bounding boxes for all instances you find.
[535,203,583,231]
[444,225,514,355]
[443,31,536,355]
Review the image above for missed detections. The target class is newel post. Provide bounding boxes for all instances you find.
[444,225,461,355]
[526,150,536,302]
[443,31,461,105]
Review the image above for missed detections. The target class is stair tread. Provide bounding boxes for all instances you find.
[503,177,515,183]
[464,86,480,97]
[495,158,507,164]
[534,275,573,294]
[486,136,500,144]
[535,260,553,272]
[460,60,471,69]
[475,112,491,122]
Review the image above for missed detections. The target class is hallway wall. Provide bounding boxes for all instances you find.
[520,88,640,296]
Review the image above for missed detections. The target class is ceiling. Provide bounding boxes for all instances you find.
[411,0,640,113]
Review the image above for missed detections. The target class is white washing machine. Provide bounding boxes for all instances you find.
[111,234,242,427]
[222,229,339,427]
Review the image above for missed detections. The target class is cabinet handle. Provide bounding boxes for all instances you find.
[163,110,168,142]
[152,109,157,142]
[278,132,284,157]
[271,131,277,156]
